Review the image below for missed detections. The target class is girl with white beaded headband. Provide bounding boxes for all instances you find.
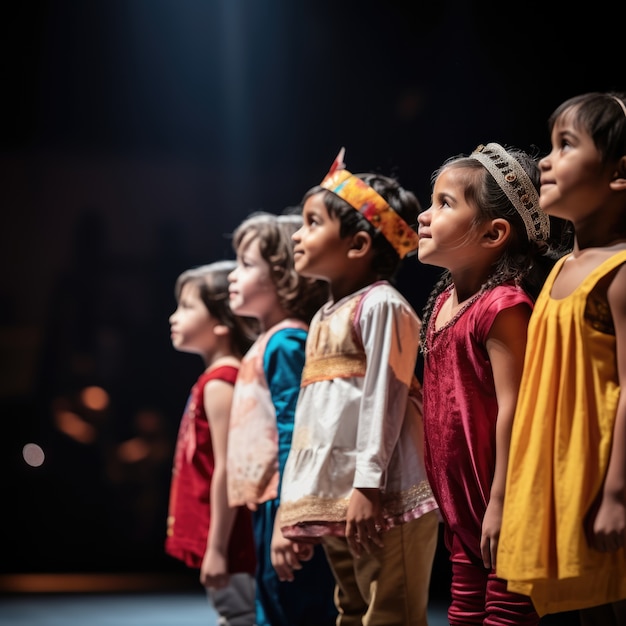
[498,91,626,624]
[416,142,573,625]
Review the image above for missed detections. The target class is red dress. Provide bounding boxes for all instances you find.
[165,365,256,574]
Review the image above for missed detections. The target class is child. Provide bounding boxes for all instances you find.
[498,92,626,624]
[165,260,258,626]
[226,211,337,626]
[277,149,440,626]
[416,142,572,625]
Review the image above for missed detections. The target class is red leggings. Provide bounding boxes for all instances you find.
[447,533,539,626]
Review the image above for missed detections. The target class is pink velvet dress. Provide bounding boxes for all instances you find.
[422,283,538,625]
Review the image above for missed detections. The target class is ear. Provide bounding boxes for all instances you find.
[481,218,510,249]
[213,323,230,337]
[610,156,626,191]
[346,230,373,259]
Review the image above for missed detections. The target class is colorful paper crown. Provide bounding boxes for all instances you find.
[320,148,419,259]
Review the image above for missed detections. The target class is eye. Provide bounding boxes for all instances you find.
[556,131,576,152]
[429,190,451,211]
[304,212,319,227]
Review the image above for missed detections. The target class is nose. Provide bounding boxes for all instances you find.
[417,207,431,226]
[292,226,302,242]
[539,154,550,171]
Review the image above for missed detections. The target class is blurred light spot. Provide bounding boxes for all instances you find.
[54,409,97,444]
[81,386,109,411]
[23,443,45,467]
[117,438,150,463]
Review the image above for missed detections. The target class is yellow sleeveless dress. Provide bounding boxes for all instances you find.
[497,250,626,616]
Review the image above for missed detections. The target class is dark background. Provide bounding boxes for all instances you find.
[1,0,623,590]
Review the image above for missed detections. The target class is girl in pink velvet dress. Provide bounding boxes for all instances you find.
[417,143,572,625]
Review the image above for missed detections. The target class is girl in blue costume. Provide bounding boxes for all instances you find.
[226,211,337,626]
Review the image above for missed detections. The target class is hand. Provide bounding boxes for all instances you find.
[200,548,230,590]
[271,528,308,582]
[480,496,503,570]
[345,488,384,558]
[586,491,626,553]
[293,542,314,562]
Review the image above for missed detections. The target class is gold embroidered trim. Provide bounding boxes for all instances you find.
[279,481,434,527]
[301,353,366,385]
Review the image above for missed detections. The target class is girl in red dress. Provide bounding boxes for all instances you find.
[166,260,259,626]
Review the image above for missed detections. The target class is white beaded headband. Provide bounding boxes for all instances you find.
[470,143,550,242]
[611,95,626,117]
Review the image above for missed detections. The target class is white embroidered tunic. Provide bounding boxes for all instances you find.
[279,281,438,539]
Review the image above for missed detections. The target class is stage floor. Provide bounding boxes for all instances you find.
[0,591,453,626]
[0,574,581,625]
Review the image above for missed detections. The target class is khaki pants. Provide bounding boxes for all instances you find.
[323,510,438,626]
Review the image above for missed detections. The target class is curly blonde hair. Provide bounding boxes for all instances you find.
[231,212,329,323]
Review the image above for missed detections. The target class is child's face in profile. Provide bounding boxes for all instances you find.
[417,167,485,272]
[228,236,281,327]
[539,112,605,224]
[293,192,350,283]
[169,281,218,356]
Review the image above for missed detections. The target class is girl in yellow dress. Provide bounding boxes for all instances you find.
[498,92,626,625]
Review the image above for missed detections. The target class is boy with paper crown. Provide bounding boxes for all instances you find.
[273,150,439,626]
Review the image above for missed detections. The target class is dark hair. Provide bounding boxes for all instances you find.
[301,173,421,280]
[231,211,329,323]
[419,145,573,352]
[547,91,626,165]
[174,260,258,356]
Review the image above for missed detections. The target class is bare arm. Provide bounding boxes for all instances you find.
[200,378,238,589]
[481,304,531,570]
[590,264,626,552]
